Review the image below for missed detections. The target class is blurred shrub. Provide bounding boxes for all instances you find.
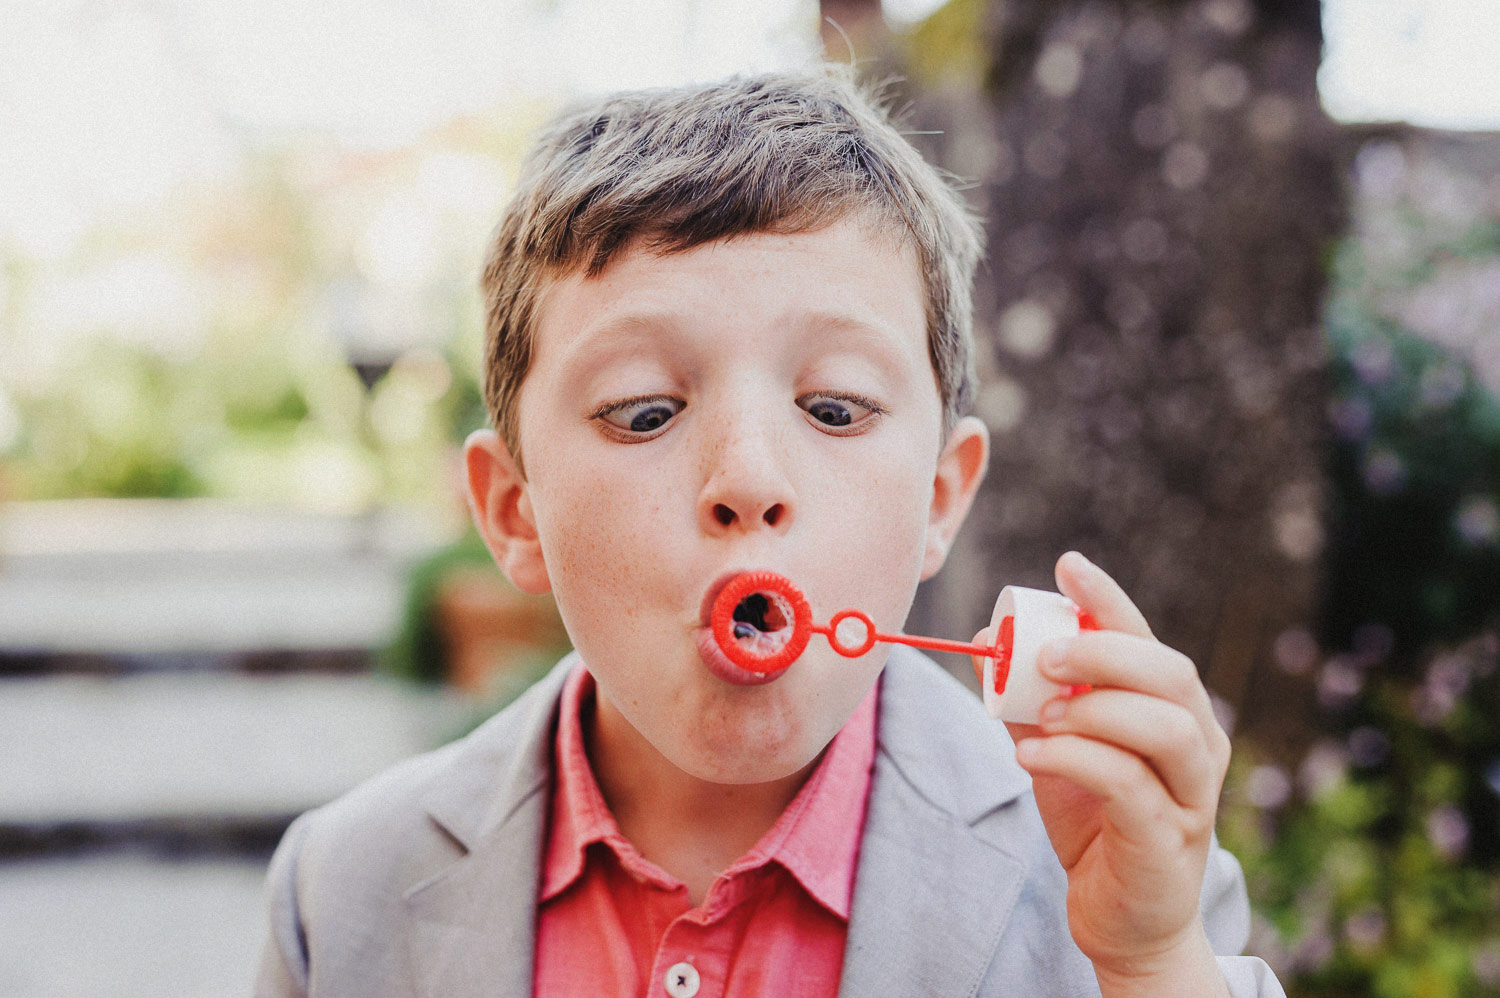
[1221,135,1500,996]
[1,329,481,508]
[380,526,496,685]
[1223,630,1500,997]
[1320,138,1500,660]
[0,118,530,509]
[380,525,570,700]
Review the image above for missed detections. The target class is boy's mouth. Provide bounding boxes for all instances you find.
[729,591,793,656]
[697,570,809,684]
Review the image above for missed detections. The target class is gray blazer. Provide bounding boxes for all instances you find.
[256,646,1285,997]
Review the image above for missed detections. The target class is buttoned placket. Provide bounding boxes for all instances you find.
[647,883,742,998]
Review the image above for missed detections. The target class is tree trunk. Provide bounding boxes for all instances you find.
[898,0,1345,749]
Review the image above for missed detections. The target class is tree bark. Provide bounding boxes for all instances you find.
[898,0,1345,748]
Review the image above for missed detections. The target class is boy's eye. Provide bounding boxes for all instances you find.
[594,396,684,436]
[797,392,885,433]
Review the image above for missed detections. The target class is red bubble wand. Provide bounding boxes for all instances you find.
[711,570,1096,696]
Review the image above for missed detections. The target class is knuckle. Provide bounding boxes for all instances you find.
[1164,648,1200,698]
[1184,809,1215,841]
[1161,710,1199,753]
[1213,728,1233,768]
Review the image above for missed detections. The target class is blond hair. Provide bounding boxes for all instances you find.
[480,67,985,469]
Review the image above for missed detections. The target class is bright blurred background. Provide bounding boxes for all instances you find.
[0,1,1496,995]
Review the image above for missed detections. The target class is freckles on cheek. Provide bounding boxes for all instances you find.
[540,478,670,609]
[855,465,929,540]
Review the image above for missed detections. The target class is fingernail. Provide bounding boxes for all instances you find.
[1015,739,1038,764]
[1040,638,1071,674]
[1040,699,1065,724]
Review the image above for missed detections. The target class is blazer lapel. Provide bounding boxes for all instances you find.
[402,654,578,998]
[840,648,1036,998]
[402,793,546,998]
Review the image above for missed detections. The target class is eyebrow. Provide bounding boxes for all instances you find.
[787,310,919,384]
[558,306,918,386]
[796,309,915,352]
[566,310,688,354]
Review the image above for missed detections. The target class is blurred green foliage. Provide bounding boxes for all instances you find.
[380,525,495,685]
[0,112,542,509]
[1321,216,1500,659]
[2,327,484,507]
[1223,630,1500,997]
[903,0,988,89]
[1220,138,1500,995]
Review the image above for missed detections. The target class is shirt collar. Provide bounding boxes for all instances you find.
[540,661,878,920]
[735,676,877,918]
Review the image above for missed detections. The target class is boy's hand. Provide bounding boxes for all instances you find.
[973,551,1233,997]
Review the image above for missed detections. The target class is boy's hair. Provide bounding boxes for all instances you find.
[480,66,985,470]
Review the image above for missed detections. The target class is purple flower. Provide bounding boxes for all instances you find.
[1427,804,1469,861]
[1455,496,1499,546]
[1246,764,1292,810]
[1343,907,1387,953]
[1299,742,1349,799]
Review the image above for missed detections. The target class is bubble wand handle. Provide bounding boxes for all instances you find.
[808,608,1017,694]
[808,612,1005,660]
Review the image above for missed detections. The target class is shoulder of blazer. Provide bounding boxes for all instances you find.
[287,653,577,904]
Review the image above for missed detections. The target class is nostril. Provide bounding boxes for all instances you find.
[763,503,784,527]
[713,503,735,527]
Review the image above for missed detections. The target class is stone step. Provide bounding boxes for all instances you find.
[0,851,268,998]
[0,672,475,841]
[0,499,455,656]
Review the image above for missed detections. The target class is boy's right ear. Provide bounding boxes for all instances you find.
[463,429,551,595]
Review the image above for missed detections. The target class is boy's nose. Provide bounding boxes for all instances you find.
[697,427,795,536]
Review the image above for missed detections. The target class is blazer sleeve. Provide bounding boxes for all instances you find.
[1201,836,1287,998]
[255,811,316,998]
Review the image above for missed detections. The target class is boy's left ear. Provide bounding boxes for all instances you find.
[921,415,989,580]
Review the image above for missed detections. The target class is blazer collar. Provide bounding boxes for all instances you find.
[402,653,578,998]
[839,645,1036,998]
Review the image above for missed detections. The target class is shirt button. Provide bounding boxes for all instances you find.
[664,961,700,998]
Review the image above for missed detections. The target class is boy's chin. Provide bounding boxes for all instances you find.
[676,752,822,787]
[666,730,827,786]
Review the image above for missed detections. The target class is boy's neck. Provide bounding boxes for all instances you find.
[584,689,820,905]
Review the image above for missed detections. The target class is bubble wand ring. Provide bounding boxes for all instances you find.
[710,570,813,674]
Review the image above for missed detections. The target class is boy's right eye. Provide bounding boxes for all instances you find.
[592,395,685,437]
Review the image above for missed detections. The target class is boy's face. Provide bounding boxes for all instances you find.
[470,216,986,785]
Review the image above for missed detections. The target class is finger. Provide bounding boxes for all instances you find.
[1040,630,1217,733]
[1014,732,1182,848]
[1037,689,1225,810]
[1005,720,1043,748]
[1055,551,1153,639]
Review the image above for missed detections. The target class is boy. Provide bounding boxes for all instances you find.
[256,68,1284,997]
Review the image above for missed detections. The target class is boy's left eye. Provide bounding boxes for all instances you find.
[796,392,885,433]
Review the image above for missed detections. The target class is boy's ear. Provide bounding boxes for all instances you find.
[921,415,989,580]
[463,429,551,595]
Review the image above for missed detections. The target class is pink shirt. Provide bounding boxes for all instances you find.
[533,663,878,998]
